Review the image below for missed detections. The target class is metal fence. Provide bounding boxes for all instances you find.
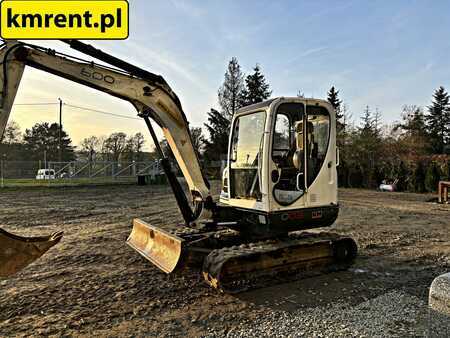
[47,161,163,179]
[0,159,225,187]
[0,160,162,180]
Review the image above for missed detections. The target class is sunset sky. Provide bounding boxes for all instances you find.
[9,0,450,151]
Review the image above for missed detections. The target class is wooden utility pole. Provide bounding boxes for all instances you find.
[1,155,4,188]
[58,98,63,162]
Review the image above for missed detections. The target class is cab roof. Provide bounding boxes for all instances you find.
[236,97,330,115]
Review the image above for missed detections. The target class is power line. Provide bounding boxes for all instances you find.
[12,101,141,121]
[63,103,141,120]
[13,103,59,106]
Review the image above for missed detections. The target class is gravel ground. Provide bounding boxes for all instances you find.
[205,290,427,337]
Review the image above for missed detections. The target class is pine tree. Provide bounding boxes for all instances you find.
[359,106,376,136]
[327,86,343,123]
[394,105,429,157]
[218,57,245,121]
[356,106,381,187]
[373,108,382,137]
[395,105,427,136]
[425,86,450,154]
[203,108,231,161]
[23,122,75,161]
[242,64,271,106]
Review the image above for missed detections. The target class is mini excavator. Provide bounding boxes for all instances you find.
[0,40,357,291]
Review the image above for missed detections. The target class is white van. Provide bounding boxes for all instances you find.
[36,169,56,180]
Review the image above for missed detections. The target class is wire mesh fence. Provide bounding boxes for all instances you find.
[0,160,226,188]
[47,161,163,178]
[0,160,163,187]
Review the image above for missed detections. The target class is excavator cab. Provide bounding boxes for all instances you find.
[220,98,339,235]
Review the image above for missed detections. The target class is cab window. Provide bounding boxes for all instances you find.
[273,114,290,155]
[306,106,330,185]
[271,103,305,205]
[229,111,265,200]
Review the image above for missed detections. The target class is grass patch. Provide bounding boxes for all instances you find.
[0,177,137,188]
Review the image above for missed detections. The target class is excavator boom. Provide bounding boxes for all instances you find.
[0,40,210,205]
[0,39,211,276]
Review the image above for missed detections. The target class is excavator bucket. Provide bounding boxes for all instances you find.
[0,228,63,277]
[127,219,185,273]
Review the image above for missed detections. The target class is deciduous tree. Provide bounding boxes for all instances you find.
[104,132,127,161]
[80,136,100,162]
[127,132,145,161]
[218,57,245,121]
[1,120,21,144]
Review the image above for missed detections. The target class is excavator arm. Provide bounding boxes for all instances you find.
[0,39,212,276]
[0,40,211,214]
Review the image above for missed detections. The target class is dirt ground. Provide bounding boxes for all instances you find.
[0,184,449,337]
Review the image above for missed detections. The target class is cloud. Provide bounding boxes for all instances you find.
[423,62,433,71]
[124,41,211,94]
[299,46,329,58]
[168,0,205,18]
[287,46,329,64]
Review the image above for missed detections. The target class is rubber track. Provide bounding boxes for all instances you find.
[202,232,357,293]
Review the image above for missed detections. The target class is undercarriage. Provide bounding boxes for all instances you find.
[127,218,357,292]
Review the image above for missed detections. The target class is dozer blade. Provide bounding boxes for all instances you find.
[127,219,186,273]
[0,228,63,277]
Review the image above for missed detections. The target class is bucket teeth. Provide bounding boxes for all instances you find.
[127,219,185,273]
[0,228,63,277]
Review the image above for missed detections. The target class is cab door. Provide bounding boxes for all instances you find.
[268,101,333,210]
[269,102,306,209]
[304,104,333,207]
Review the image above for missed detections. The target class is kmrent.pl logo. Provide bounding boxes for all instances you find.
[0,0,129,39]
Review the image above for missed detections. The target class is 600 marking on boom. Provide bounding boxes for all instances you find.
[80,67,115,84]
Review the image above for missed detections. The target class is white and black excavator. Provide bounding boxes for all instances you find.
[0,40,357,291]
